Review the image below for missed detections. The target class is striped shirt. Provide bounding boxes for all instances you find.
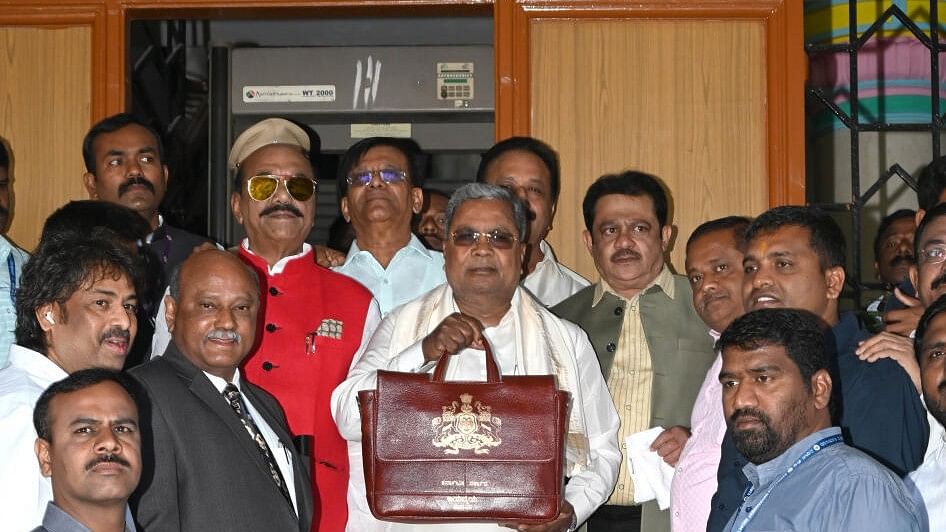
[594,267,675,506]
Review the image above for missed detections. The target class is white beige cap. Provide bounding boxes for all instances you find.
[227,118,310,169]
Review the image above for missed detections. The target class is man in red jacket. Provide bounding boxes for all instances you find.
[228,118,380,532]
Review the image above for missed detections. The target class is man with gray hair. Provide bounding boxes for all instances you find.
[332,183,621,532]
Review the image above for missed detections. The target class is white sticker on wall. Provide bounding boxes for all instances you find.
[242,85,336,103]
[437,62,474,101]
[351,123,413,138]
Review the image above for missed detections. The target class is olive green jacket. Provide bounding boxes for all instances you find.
[552,274,716,532]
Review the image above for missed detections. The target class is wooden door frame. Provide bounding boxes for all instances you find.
[1,0,804,206]
[0,3,109,125]
[494,0,806,206]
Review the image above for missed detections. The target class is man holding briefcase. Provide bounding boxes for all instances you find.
[332,183,621,532]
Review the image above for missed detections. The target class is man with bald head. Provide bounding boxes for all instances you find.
[228,118,378,532]
[131,250,312,531]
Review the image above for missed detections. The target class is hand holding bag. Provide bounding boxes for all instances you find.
[357,340,571,523]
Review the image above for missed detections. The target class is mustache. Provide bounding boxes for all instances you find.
[85,453,131,471]
[931,272,946,292]
[259,204,303,218]
[609,248,642,263]
[730,407,771,427]
[118,176,155,197]
[888,254,914,268]
[207,328,241,343]
[99,327,130,344]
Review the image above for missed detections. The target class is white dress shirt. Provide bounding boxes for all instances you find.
[908,413,946,530]
[0,345,68,531]
[521,240,589,307]
[332,289,620,531]
[333,234,446,316]
[202,369,298,515]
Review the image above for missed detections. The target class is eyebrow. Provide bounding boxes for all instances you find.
[718,364,782,380]
[922,340,946,351]
[747,364,782,374]
[89,288,121,298]
[69,417,138,428]
[252,169,308,178]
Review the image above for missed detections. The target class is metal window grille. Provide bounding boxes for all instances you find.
[806,1,943,308]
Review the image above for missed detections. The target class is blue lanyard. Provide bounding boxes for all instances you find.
[734,434,844,532]
[6,254,15,306]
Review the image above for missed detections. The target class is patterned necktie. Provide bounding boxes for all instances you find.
[222,384,294,511]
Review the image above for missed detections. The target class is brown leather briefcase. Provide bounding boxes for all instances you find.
[358,341,571,523]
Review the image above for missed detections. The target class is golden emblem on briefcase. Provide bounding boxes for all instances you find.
[431,393,502,454]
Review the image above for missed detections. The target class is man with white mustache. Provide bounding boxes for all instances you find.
[130,249,313,531]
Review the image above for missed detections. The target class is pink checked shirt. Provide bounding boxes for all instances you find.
[669,330,725,532]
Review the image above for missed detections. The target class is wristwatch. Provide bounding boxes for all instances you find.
[567,513,578,532]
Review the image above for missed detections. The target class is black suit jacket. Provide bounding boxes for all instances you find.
[126,224,213,369]
[129,343,313,532]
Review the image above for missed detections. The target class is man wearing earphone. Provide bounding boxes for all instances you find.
[0,234,140,532]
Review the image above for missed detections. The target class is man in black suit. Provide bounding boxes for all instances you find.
[82,113,212,368]
[130,249,312,531]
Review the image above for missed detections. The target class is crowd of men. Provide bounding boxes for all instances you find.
[0,114,944,532]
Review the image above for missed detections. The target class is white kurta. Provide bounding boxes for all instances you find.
[331,286,620,532]
[521,240,589,307]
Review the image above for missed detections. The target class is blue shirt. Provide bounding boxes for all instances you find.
[0,236,27,369]
[333,234,445,316]
[708,312,930,531]
[724,427,923,532]
[32,502,137,532]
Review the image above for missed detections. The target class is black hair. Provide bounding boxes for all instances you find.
[326,215,355,253]
[41,200,151,247]
[914,202,946,259]
[745,205,845,271]
[0,139,8,170]
[422,188,450,202]
[82,113,165,175]
[582,170,669,233]
[33,368,139,442]
[475,136,561,206]
[915,293,946,361]
[873,208,916,261]
[15,237,142,354]
[686,216,752,252]
[335,137,427,204]
[718,308,830,390]
[918,156,946,212]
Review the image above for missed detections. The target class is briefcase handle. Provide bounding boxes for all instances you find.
[431,338,501,383]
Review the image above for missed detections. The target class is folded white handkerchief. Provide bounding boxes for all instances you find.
[626,426,676,510]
